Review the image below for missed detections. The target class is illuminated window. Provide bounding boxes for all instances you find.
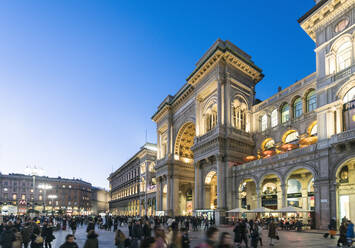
[205,104,217,132]
[12,194,17,200]
[343,87,355,103]
[261,114,267,131]
[284,131,299,143]
[337,41,352,71]
[263,139,275,150]
[306,90,317,112]
[281,104,290,123]
[39,195,43,201]
[293,97,303,118]
[21,194,26,200]
[271,109,278,127]
[232,97,247,131]
[310,124,317,136]
[69,185,72,189]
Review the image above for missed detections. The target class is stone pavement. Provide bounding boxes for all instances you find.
[49,224,341,248]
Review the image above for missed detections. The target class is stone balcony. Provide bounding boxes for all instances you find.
[233,144,317,172]
[330,128,355,146]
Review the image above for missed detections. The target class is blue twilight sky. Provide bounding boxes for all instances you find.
[0,1,315,188]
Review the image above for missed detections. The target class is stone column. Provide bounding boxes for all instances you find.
[329,183,337,225]
[281,183,287,208]
[256,188,261,208]
[301,188,308,210]
[200,168,205,209]
[172,178,180,216]
[217,78,223,125]
[335,105,343,134]
[216,155,226,225]
[194,163,200,210]
[314,180,331,229]
[167,175,173,216]
[205,185,211,209]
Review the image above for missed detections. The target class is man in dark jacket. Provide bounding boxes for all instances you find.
[59,234,79,248]
[142,220,151,238]
[0,225,16,248]
[22,222,33,248]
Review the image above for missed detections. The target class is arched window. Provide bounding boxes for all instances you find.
[343,87,355,103]
[284,130,299,143]
[271,109,278,127]
[281,104,290,123]
[262,138,275,150]
[261,114,267,131]
[337,41,352,71]
[232,97,247,131]
[293,97,303,118]
[204,104,217,132]
[306,90,317,112]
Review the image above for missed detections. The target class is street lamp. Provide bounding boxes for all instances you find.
[48,195,58,215]
[38,184,52,214]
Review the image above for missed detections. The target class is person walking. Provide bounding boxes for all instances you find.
[268,219,277,246]
[196,226,219,248]
[115,229,126,248]
[346,220,354,247]
[42,222,55,248]
[143,220,152,238]
[338,219,347,247]
[59,234,79,248]
[218,232,233,248]
[0,225,16,248]
[181,227,190,248]
[154,225,167,248]
[22,222,33,248]
[250,223,260,248]
[83,230,99,248]
[12,229,23,248]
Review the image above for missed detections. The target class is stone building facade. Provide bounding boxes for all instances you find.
[151,0,355,228]
[108,143,157,216]
[0,173,92,215]
[91,187,110,215]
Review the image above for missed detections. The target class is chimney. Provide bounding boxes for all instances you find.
[278,86,282,92]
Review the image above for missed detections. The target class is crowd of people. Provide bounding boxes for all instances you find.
[0,214,354,248]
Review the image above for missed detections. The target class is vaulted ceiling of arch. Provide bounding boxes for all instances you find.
[175,123,195,159]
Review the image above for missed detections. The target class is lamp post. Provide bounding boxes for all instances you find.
[48,195,57,215]
[38,184,52,214]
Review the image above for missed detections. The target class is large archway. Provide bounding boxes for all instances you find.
[238,178,257,210]
[205,170,217,210]
[174,122,195,163]
[260,174,282,210]
[285,168,315,228]
[336,157,355,223]
[173,122,196,215]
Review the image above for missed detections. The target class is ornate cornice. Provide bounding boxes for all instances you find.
[187,50,263,87]
[299,0,354,42]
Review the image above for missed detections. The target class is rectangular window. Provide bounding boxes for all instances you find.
[261,115,267,131]
[271,110,278,127]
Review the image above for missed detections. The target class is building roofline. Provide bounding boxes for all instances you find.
[298,0,329,24]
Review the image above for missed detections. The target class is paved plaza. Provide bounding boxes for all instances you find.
[49,224,341,248]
